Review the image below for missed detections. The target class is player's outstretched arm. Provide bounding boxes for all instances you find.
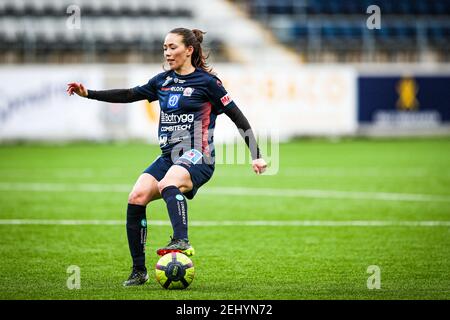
[224,106,267,174]
[66,82,145,103]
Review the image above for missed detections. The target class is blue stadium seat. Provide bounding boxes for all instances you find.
[341,0,361,14]
[431,0,450,15]
[292,24,308,38]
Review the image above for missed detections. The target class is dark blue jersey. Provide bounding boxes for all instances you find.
[133,68,236,159]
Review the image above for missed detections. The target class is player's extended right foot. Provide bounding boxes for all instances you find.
[123,268,149,287]
[156,236,195,257]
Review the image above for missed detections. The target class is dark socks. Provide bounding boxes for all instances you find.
[161,185,188,240]
[126,204,147,271]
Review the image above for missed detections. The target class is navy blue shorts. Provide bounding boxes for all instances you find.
[143,150,215,200]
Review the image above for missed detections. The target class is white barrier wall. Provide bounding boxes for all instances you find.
[215,65,357,140]
[0,64,357,142]
[0,66,105,141]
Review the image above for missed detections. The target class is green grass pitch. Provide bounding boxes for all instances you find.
[0,137,449,299]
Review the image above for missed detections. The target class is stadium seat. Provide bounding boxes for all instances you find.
[1,0,448,63]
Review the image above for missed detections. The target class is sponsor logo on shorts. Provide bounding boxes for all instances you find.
[179,149,203,165]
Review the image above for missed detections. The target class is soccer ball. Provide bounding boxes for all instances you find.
[155,252,195,289]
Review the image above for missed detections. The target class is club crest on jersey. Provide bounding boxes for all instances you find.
[183,87,194,97]
[180,149,203,164]
[174,78,186,84]
[220,94,232,106]
[167,94,181,109]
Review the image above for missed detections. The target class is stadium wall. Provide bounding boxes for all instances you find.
[0,64,449,142]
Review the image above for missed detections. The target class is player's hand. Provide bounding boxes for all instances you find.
[67,82,88,97]
[252,158,267,175]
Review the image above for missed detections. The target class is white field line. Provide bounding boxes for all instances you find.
[1,167,449,178]
[0,182,449,203]
[0,219,449,227]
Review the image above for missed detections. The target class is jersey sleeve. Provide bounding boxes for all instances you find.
[206,76,237,115]
[132,74,160,102]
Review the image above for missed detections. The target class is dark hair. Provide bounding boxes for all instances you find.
[168,27,213,74]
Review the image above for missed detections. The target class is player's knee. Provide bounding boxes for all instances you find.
[157,180,167,194]
[128,190,149,206]
[157,179,176,195]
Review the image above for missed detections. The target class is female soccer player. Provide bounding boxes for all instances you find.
[67,28,267,286]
